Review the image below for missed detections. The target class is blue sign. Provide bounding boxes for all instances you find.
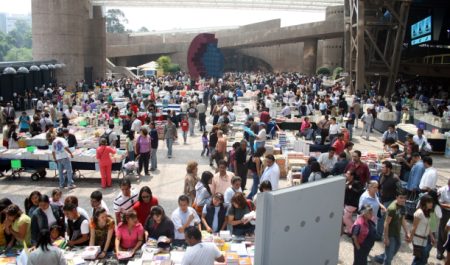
[411,16,432,40]
[411,35,431,45]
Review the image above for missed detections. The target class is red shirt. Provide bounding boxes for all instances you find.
[260,111,270,124]
[332,139,345,155]
[181,120,189,132]
[130,104,138,114]
[345,161,370,185]
[96,146,116,165]
[132,197,159,225]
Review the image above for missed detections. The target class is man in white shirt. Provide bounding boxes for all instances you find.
[113,179,138,222]
[64,106,78,119]
[280,103,291,118]
[130,115,142,133]
[52,131,75,189]
[328,117,341,143]
[260,154,280,190]
[63,203,89,247]
[318,147,338,176]
[181,227,225,265]
[419,156,437,191]
[224,176,242,207]
[413,128,431,152]
[172,195,201,246]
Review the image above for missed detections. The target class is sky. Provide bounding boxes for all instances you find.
[0,0,325,31]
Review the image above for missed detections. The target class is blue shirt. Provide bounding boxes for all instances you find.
[19,115,30,129]
[358,190,380,215]
[407,160,425,191]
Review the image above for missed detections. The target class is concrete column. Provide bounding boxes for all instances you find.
[32,0,91,88]
[303,39,318,75]
[84,6,106,83]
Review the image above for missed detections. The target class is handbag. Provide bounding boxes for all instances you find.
[413,245,424,258]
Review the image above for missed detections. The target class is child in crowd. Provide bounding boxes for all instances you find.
[201,131,209,156]
[180,116,189,144]
[49,188,63,208]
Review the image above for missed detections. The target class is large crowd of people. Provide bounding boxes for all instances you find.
[0,71,448,264]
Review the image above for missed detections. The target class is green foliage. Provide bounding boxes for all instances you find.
[316,66,331,76]
[0,20,32,62]
[156,56,180,74]
[333,67,344,79]
[137,27,149,33]
[106,9,128,33]
[4,47,32,61]
[167,64,180,73]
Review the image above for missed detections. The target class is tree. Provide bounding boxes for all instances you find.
[106,9,128,33]
[137,27,149,33]
[4,47,32,61]
[157,55,172,73]
[333,67,344,79]
[156,56,180,74]
[316,66,331,76]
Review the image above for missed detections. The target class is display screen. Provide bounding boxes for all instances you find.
[411,16,432,39]
[411,16,432,45]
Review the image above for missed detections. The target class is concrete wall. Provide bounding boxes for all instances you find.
[32,0,90,87]
[238,43,304,72]
[32,0,106,88]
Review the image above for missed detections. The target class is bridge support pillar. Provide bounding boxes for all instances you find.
[32,0,106,89]
[303,39,318,75]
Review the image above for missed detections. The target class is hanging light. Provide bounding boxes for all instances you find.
[30,65,40,71]
[2,67,17,75]
[54,64,62,69]
[39,64,48,70]
[47,64,55,69]
[17,67,29,74]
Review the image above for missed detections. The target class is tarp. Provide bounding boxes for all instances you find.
[137,61,158,70]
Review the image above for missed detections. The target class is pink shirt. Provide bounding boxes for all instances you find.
[116,222,144,249]
[96,146,116,165]
[300,120,311,133]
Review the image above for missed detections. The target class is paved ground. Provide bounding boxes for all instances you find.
[0,116,448,264]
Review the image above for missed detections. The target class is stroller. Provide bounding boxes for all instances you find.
[122,160,138,178]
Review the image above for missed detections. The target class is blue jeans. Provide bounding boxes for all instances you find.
[188,117,195,136]
[150,148,157,169]
[182,131,188,143]
[377,236,401,265]
[377,201,393,239]
[412,244,428,265]
[57,157,73,188]
[166,138,173,157]
[346,123,354,140]
[247,171,259,199]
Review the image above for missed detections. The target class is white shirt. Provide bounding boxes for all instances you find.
[113,189,138,214]
[329,123,340,135]
[131,119,142,133]
[181,242,221,265]
[171,207,200,240]
[255,129,266,143]
[52,137,69,160]
[64,109,78,119]
[318,153,337,172]
[419,167,438,190]
[43,206,57,227]
[224,187,242,207]
[260,163,280,190]
[413,135,428,149]
[438,185,450,204]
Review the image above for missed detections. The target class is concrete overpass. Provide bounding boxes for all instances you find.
[107,6,345,76]
[32,0,345,86]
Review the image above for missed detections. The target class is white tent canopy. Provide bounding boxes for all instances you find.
[137,61,159,71]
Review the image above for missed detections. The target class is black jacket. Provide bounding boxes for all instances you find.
[30,205,65,244]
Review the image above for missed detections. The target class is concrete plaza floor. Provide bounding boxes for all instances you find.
[0,119,448,264]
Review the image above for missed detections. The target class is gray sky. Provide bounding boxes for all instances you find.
[0,0,325,31]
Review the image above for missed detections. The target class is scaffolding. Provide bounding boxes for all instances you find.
[345,0,411,97]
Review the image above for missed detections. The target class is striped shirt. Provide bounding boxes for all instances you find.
[113,189,138,214]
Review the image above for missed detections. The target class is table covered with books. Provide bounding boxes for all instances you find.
[0,231,255,265]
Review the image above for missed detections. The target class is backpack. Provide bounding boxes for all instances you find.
[101,130,113,146]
